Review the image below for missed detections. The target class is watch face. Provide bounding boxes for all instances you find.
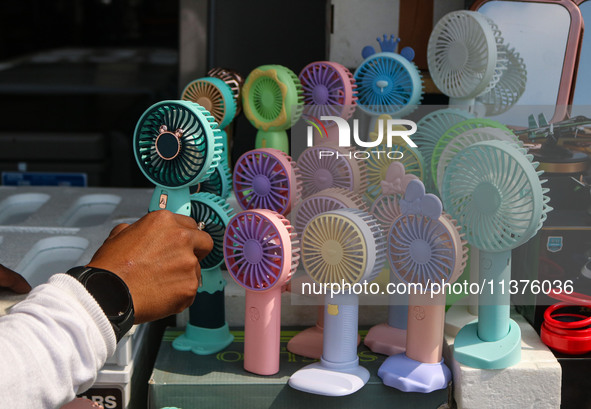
[85,272,131,319]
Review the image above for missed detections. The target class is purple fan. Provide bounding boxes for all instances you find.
[297,144,367,199]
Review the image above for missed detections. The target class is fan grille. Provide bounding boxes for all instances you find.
[365,143,424,201]
[427,10,504,99]
[189,192,233,270]
[224,210,299,291]
[441,140,550,252]
[181,77,236,129]
[293,188,367,234]
[476,45,527,116]
[134,101,222,187]
[302,209,386,285]
[436,127,518,193]
[233,148,301,215]
[299,61,357,121]
[414,108,474,190]
[354,52,423,117]
[430,118,509,190]
[297,145,367,198]
[207,67,244,115]
[242,65,304,131]
[388,213,466,286]
[198,160,232,199]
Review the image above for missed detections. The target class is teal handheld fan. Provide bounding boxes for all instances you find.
[134,100,223,215]
[442,140,551,369]
[173,192,235,354]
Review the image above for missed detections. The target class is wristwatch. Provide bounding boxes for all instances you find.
[66,266,135,342]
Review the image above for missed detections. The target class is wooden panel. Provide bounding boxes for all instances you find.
[399,0,433,70]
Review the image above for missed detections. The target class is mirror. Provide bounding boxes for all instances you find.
[472,0,583,127]
[572,0,591,117]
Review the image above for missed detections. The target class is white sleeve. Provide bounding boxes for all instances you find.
[0,274,117,409]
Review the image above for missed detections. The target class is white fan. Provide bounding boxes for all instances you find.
[427,10,506,111]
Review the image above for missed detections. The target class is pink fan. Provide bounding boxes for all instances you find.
[364,162,417,355]
[299,61,357,144]
[378,180,467,393]
[296,143,368,199]
[287,187,367,359]
[224,209,299,375]
[233,148,302,215]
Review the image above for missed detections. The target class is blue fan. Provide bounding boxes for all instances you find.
[134,100,223,215]
[194,160,232,199]
[354,35,423,118]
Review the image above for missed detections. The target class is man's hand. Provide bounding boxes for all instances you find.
[87,210,213,323]
[0,264,31,294]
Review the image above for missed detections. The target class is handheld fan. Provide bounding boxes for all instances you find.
[224,209,299,375]
[207,67,244,115]
[289,209,386,396]
[364,162,417,356]
[436,127,518,194]
[427,10,506,110]
[354,35,423,119]
[233,148,301,215]
[364,115,424,202]
[193,159,232,199]
[182,77,237,165]
[378,179,468,393]
[297,142,368,199]
[134,100,222,214]
[442,140,551,369]
[413,108,474,192]
[287,188,367,359]
[475,44,527,116]
[298,61,357,144]
[173,192,234,354]
[430,118,510,194]
[242,65,304,153]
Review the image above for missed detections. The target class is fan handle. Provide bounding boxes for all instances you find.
[406,293,446,363]
[322,292,361,366]
[148,188,191,215]
[244,287,283,375]
[255,130,289,154]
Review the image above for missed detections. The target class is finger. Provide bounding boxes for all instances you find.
[173,213,199,230]
[195,264,202,290]
[193,230,214,262]
[0,265,31,294]
[108,223,130,239]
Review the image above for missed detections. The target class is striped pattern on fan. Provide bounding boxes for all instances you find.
[134,100,222,188]
[427,10,506,99]
[354,52,423,117]
[207,67,244,115]
[476,44,527,116]
[233,148,301,215]
[436,127,518,193]
[297,144,368,199]
[182,77,237,129]
[196,160,232,199]
[430,118,509,191]
[299,61,357,121]
[293,188,367,234]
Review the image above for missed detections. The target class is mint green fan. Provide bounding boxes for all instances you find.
[441,140,551,369]
[134,100,223,215]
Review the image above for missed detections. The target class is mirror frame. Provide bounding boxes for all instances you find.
[471,0,584,125]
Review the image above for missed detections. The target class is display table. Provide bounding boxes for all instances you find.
[149,328,452,409]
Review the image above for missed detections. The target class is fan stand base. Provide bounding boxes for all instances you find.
[364,323,407,355]
[444,304,478,337]
[378,354,451,393]
[255,130,289,153]
[454,319,522,369]
[172,322,234,355]
[287,325,361,359]
[288,360,370,396]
